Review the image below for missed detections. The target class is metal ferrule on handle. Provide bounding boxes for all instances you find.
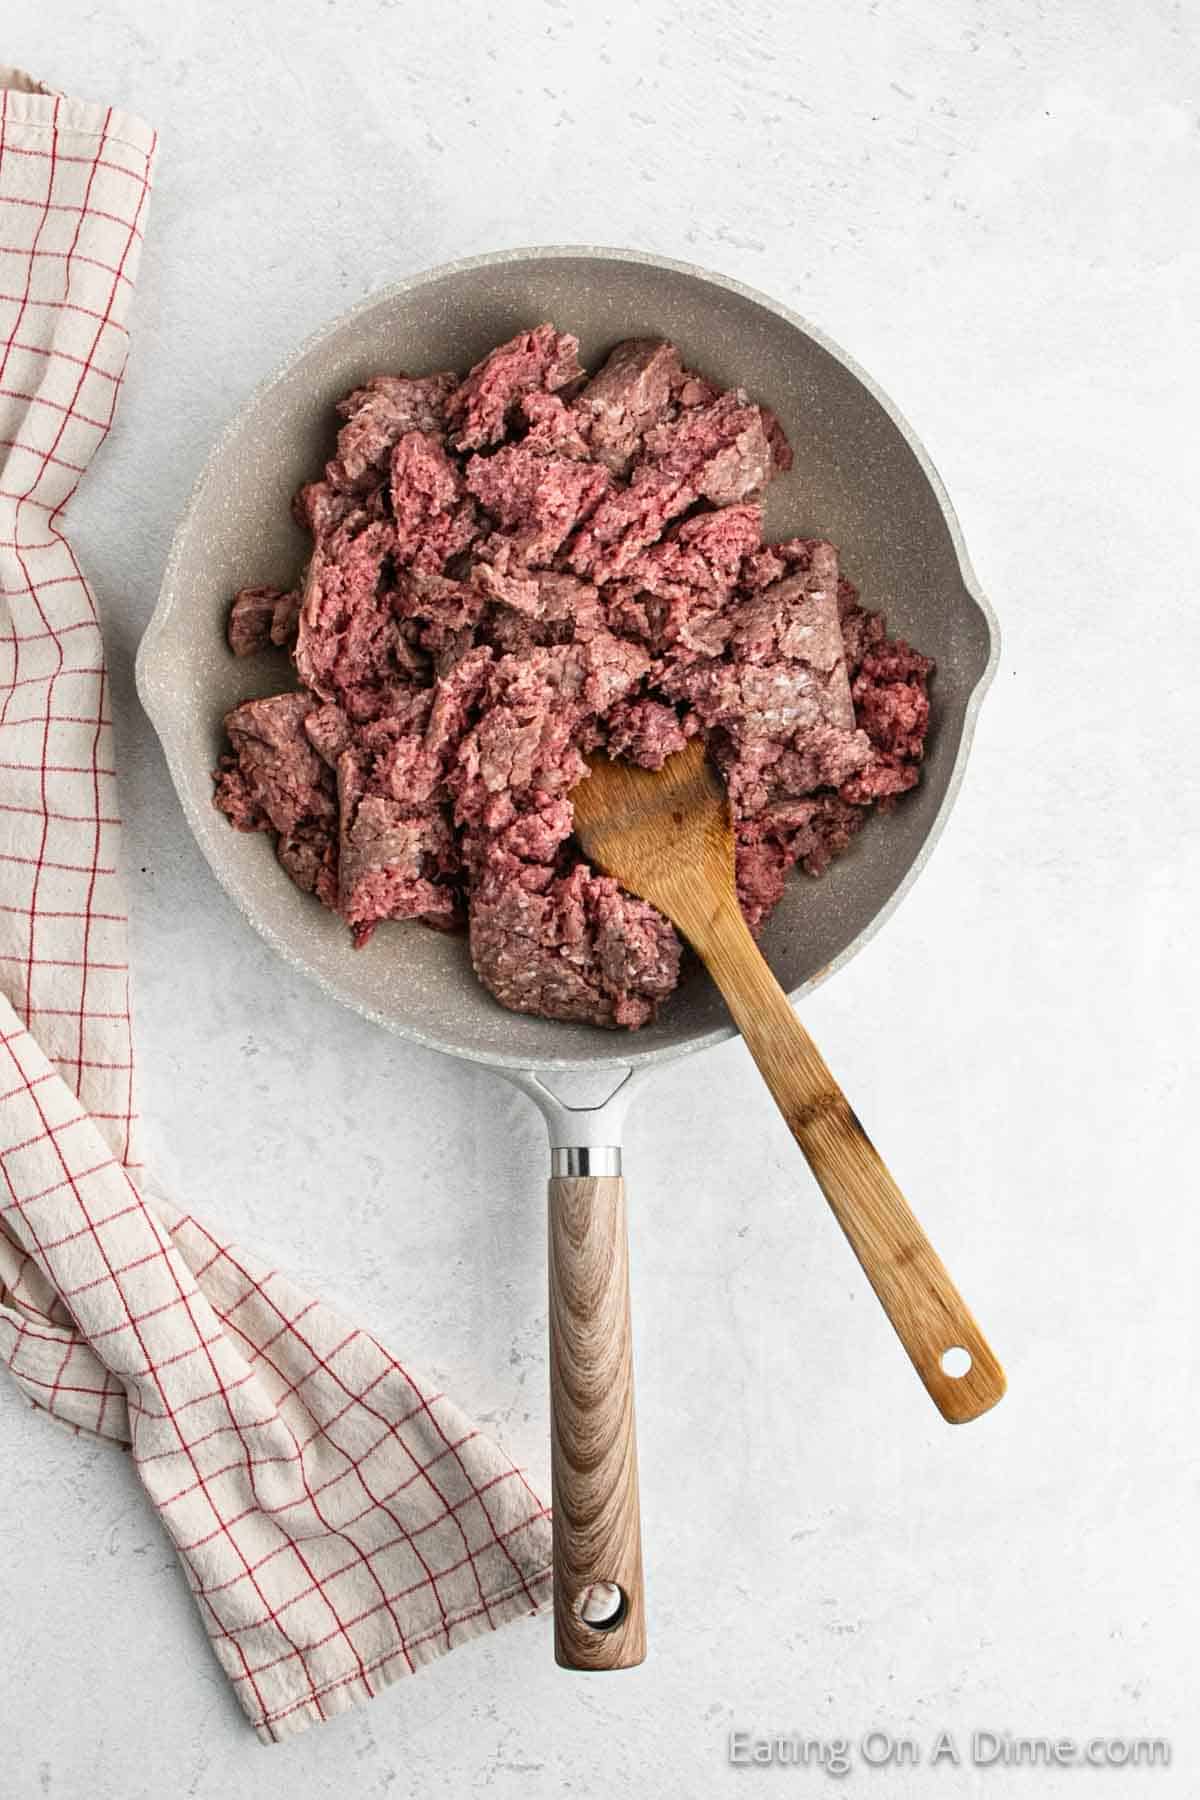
[550,1146,622,1177]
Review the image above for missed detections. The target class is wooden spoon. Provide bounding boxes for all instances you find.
[570,738,1006,1428]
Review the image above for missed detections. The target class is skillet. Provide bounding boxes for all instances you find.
[137,246,1000,1668]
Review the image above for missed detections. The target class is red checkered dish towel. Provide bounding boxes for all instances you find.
[0,68,552,1742]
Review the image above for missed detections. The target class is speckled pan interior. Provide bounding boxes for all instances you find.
[137,247,998,1073]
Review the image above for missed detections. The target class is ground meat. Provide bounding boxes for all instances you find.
[276,818,339,909]
[562,469,693,584]
[622,503,763,602]
[472,565,604,653]
[567,390,774,582]
[327,371,458,490]
[447,325,583,451]
[270,589,302,647]
[729,549,850,692]
[303,701,355,769]
[469,859,680,1029]
[604,697,690,769]
[466,442,611,566]
[571,338,682,474]
[642,388,774,506]
[658,544,878,819]
[220,693,334,836]
[291,479,361,543]
[837,580,885,670]
[735,796,867,929]
[213,326,933,1028]
[294,523,429,719]
[464,794,575,873]
[337,749,460,944]
[227,586,281,657]
[212,756,266,833]
[448,633,648,832]
[839,638,934,806]
[393,570,488,664]
[389,431,478,571]
[851,640,933,761]
[601,504,763,657]
[759,407,794,474]
[517,390,592,459]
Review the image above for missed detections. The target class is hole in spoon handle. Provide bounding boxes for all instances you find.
[916,1313,1007,1424]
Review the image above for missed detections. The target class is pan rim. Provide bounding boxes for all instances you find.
[136,244,1000,1075]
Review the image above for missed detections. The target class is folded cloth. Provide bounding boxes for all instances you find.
[0,68,552,1742]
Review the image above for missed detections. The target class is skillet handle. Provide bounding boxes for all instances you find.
[548,1168,646,1669]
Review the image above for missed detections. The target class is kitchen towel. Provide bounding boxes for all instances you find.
[0,67,552,1743]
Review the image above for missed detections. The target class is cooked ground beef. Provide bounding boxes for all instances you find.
[226,584,301,657]
[213,326,933,1029]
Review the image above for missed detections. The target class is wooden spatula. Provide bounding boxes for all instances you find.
[571,737,1005,1427]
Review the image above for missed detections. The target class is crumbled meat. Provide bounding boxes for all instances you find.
[563,469,691,583]
[642,389,774,505]
[276,818,339,909]
[227,586,284,658]
[735,796,866,929]
[224,584,302,657]
[571,339,682,474]
[662,532,877,817]
[518,391,592,459]
[482,794,575,867]
[567,390,775,582]
[674,373,721,409]
[389,431,478,571]
[291,479,360,543]
[212,755,267,833]
[837,574,885,669]
[447,324,583,451]
[466,442,610,566]
[602,504,762,657]
[851,640,933,760]
[477,572,605,659]
[469,859,680,1029]
[740,533,834,596]
[759,407,794,473]
[393,569,487,662]
[337,750,459,945]
[622,503,763,601]
[270,589,302,647]
[294,523,429,719]
[662,546,873,816]
[839,638,934,806]
[471,564,603,642]
[729,548,850,688]
[327,372,457,489]
[470,560,543,617]
[605,697,689,769]
[304,701,355,769]
[221,693,334,837]
[449,632,648,833]
[213,327,932,1028]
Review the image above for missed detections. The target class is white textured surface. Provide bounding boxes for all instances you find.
[3,2,1198,1794]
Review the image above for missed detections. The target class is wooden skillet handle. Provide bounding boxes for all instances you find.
[548,1173,646,1668]
[693,894,1006,1424]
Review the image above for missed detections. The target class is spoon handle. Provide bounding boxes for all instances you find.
[693,895,1005,1423]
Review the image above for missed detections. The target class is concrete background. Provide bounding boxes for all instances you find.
[1,1,1197,1794]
